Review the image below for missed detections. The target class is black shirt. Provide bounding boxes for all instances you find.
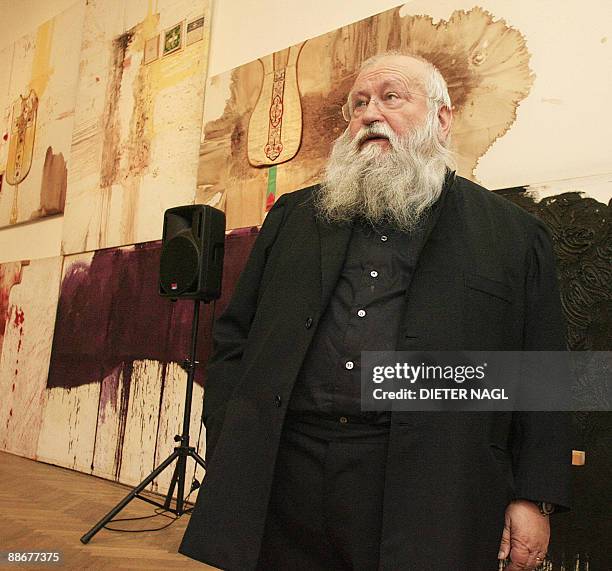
[288,184,448,424]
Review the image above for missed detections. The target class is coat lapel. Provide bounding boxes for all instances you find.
[399,174,470,349]
[317,218,352,311]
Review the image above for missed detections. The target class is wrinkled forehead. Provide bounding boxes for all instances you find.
[350,57,428,95]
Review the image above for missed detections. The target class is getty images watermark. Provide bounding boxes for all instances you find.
[360,351,611,412]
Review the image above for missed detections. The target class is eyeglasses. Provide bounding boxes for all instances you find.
[341,89,433,122]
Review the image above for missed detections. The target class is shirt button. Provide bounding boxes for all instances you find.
[370,270,379,278]
[339,416,348,424]
[273,394,282,407]
[380,235,388,242]
[305,316,313,329]
[357,309,366,318]
[345,361,354,370]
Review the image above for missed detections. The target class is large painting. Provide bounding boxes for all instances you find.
[60,0,212,256]
[0,2,85,228]
[195,1,611,232]
[36,229,258,490]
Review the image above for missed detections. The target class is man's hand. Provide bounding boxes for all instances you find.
[498,499,550,570]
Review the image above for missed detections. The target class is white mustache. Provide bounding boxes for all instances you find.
[355,124,396,147]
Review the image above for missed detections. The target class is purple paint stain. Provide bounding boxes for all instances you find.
[47,230,259,390]
[114,361,133,479]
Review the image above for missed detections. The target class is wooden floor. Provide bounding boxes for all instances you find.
[0,452,218,569]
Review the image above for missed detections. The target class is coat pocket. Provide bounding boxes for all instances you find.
[463,274,515,348]
[465,274,513,303]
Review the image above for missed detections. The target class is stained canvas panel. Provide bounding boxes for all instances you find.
[36,383,101,473]
[0,2,85,228]
[61,0,212,256]
[196,1,611,231]
[0,257,63,458]
[40,229,257,486]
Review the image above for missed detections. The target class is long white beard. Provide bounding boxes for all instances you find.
[315,115,454,232]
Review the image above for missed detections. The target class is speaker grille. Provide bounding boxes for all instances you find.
[159,234,199,295]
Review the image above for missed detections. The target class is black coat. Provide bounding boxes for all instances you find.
[180,174,572,570]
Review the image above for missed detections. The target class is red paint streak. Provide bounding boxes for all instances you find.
[1,266,25,365]
[2,133,7,141]
[266,193,275,211]
[14,369,18,376]
[17,338,22,352]
[9,409,12,416]
[13,308,24,326]
[12,383,15,391]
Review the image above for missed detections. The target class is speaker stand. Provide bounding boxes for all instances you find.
[81,299,207,544]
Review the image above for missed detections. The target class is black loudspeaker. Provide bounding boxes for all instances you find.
[159,205,226,300]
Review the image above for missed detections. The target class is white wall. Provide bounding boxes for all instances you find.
[208,0,405,75]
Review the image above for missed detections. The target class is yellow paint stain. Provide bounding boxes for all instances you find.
[148,41,207,93]
[29,19,55,98]
[130,4,160,51]
[131,4,209,140]
[127,12,160,145]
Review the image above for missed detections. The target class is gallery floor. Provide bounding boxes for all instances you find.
[0,452,217,569]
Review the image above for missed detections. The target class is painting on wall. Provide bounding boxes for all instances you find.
[36,228,258,490]
[0,2,85,228]
[498,176,611,352]
[0,256,63,459]
[60,0,212,256]
[195,0,611,232]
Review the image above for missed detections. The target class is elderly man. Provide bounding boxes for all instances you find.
[180,53,571,570]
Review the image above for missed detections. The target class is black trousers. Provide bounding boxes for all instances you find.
[256,417,390,571]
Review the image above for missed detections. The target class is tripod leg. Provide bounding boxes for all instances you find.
[164,460,181,510]
[175,455,187,514]
[80,449,180,544]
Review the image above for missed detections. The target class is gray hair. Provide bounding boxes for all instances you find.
[357,51,451,114]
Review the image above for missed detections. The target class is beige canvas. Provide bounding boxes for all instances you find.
[0,2,85,228]
[61,0,212,256]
